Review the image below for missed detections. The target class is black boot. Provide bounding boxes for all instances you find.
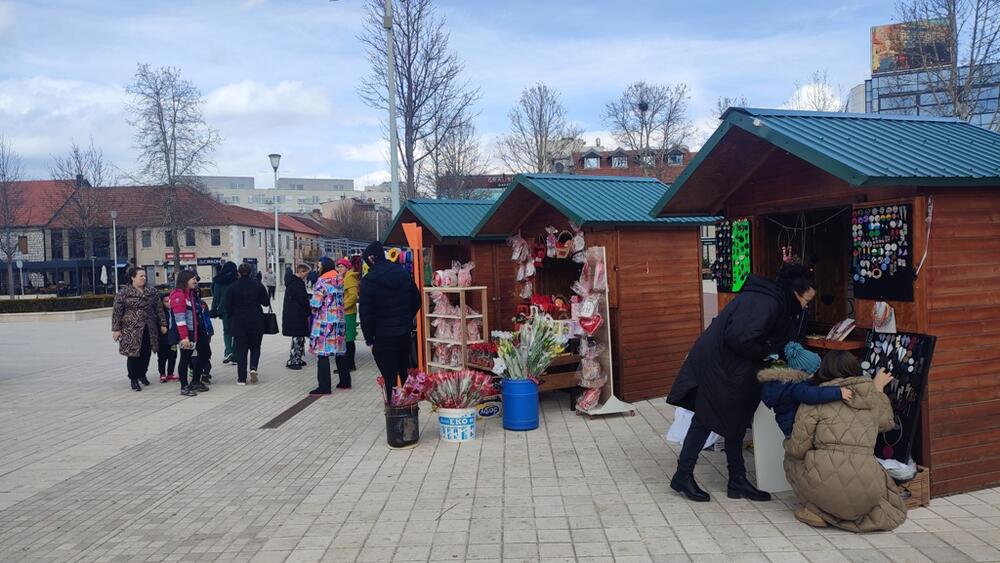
[130,378,142,392]
[670,472,710,502]
[138,374,150,386]
[728,474,771,502]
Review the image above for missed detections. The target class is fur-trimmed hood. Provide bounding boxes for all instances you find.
[757,366,810,384]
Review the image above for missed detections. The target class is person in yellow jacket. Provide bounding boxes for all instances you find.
[337,258,360,373]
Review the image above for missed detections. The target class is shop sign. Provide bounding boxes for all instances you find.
[165,252,197,261]
[197,257,222,266]
[243,257,258,265]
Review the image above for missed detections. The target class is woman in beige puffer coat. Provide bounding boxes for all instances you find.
[783,351,907,533]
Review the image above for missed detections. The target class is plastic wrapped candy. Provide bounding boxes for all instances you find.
[508,234,530,263]
[457,261,475,287]
[591,255,607,292]
[449,345,463,367]
[572,261,592,297]
[545,226,558,258]
[519,280,533,300]
[433,266,458,287]
[431,292,457,316]
[576,387,602,411]
[433,343,451,364]
[577,358,606,389]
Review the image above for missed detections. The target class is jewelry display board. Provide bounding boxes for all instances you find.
[861,330,937,463]
[713,218,751,293]
[851,204,914,301]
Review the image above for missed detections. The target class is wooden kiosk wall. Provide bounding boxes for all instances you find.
[713,151,1000,496]
[474,202,704,403]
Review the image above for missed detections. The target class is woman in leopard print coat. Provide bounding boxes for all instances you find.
[112,267,167,391]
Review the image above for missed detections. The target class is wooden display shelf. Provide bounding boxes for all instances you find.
[427,362,463,372]
[805,336,866,351]
[426,313,484,320]
[427,337,485,345]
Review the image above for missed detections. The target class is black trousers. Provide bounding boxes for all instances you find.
[373,334,410,402]
[676,416,746,479]
[346,341,356,370]
[267,285,276,299]
[127,331,152,382]
[157,348,177,376]
[234,333,263,382]
[177,336,210,388]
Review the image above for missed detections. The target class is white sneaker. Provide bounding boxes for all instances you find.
[237,381,246,386]
[249,370,258,384]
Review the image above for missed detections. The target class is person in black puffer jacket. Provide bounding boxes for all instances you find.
[359,241,421,402]
[666,262,816,504]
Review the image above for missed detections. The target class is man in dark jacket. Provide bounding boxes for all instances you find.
[359,241,421,402]
[210,261,238,363]
[666,262,815,503]
[226,263,271,385]
[283,264,311,370]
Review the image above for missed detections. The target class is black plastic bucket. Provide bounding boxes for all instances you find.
[385,405,420,448]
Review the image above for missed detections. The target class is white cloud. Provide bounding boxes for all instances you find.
[242,0,267,7]
[782,83,844,112]
[354,170,390,189]
[204,80,330,119]
[0,1,12,34]
[334,140,388,163]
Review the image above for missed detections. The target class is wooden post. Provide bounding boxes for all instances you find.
[402,223,426,372]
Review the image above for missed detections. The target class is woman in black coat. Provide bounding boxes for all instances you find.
[283,264,311,369]
[225,262,271,385]
[667,262,815,503]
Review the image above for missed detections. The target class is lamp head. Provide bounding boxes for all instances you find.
[268,153,281,171]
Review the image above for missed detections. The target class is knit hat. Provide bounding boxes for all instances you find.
[784,342,821,375]
[337,258,352,270]
[363,241,385,264]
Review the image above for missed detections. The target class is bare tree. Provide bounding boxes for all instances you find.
[887,0,1000,128]
[50,140,117,270]
[603,82,692,177]
[327,200,377,241]
[0,136,25,298]
[428,122,488,198]
[498,82,581,173]
[713,95,751,119]
[786,70,845,112]
[125,63,221,274]
[359,0,479,201]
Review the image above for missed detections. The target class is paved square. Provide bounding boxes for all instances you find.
[1,316,999,562]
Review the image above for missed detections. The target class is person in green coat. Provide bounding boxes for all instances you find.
[337,258,360,371]
[210,261,238,363]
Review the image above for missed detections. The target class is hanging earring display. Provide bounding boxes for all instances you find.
[712,218,752,293]
[862,330,937,463]
[851,203,914,301]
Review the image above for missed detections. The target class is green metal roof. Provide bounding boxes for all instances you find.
[385,199,496,243]
[473,173,720,235]
[653,107,1000,216]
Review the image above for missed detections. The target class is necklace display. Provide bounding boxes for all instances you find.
[862,330,937,463]
[712,219,751,293]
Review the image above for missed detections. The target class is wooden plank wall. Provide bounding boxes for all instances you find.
[616,229,704,401]
[925,193,1000,495]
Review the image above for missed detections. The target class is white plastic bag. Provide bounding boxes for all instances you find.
[878,456,917,481]
[666,408,720,449]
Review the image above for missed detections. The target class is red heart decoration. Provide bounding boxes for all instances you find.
[579,314,604,336]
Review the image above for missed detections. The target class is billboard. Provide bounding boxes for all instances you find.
[871,19,953,75]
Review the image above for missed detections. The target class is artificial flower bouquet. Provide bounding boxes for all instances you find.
[467,342,498,370]
[494,309,568,382]
[424,369,496,409]
[378,369,432,407]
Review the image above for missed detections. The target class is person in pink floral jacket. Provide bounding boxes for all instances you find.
[308,257,347,394]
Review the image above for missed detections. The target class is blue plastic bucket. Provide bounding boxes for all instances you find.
[438,408,477,442]
[502,379,539,431]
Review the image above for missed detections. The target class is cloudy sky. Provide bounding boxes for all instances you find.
[1,0,897,189]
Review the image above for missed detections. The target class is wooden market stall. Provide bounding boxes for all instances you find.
[472,174,719,403]
[652,107,1000,496]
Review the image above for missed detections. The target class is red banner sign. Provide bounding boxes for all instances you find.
[165,252,197,261]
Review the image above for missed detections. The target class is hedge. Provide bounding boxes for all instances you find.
[0,287,211,314]
[0,295,116,314]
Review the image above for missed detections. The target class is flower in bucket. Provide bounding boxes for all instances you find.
[379,369,432,407]
[495,308,568,383]
[424,370,496,409]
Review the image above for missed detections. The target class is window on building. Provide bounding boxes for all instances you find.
[242,230,247,248]
[51,230,63,259]
[232,196,240,204]
[640,155,656,167]
[312,195,320,204]
[210,229,221,246]
[184,229,196,246]
[611,156,628,168]
[584,157,600,169]
[286,235,291,250]
[230,182,238,188]
[259,232,263,248]
[141,230,152,248]
[17,236,27,255]
[667,152,684,166]
[554,162,565,173]
[165,230,175,248]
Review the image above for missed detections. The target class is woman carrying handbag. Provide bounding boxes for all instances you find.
[226,263,271,385]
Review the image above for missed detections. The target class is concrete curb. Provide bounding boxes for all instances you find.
[0,307,113,323]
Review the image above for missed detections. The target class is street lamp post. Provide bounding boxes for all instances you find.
[384,0,401,216]
[269,153,281,292]
[14,252,23,298]
[111,210,119,294]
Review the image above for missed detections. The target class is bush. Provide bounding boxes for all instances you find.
[0,295,116,314]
